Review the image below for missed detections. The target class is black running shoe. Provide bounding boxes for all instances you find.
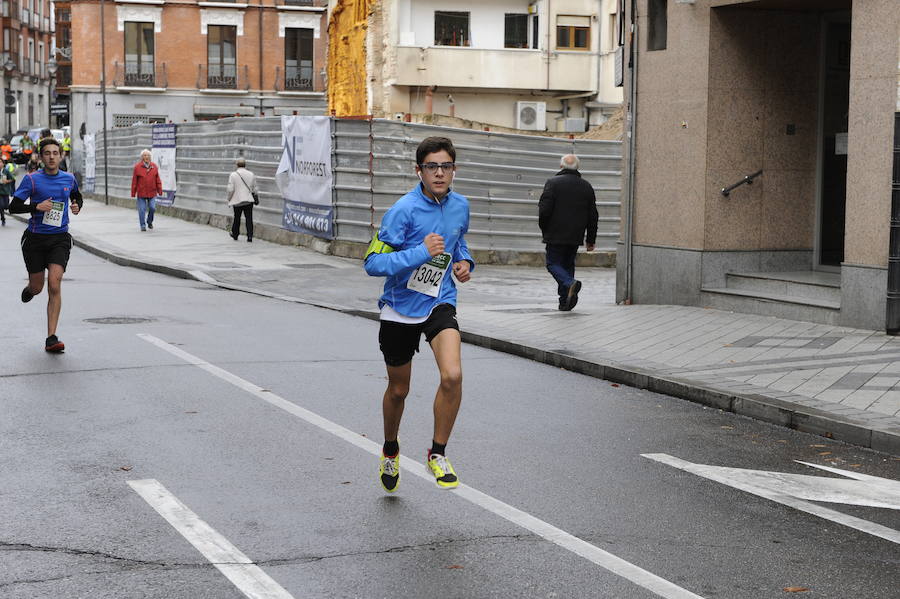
[21,287,34,303]
[565,280,582,311]
[147,222,153,229]
[45,335,65,353]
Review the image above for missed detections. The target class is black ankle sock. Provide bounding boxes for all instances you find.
[430,441,446,456]
[383,440,399,457]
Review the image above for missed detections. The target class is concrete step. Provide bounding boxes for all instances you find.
[699,286,840,325]
[725,271,841,304]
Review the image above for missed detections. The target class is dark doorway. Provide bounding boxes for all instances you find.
[818,19,850,267]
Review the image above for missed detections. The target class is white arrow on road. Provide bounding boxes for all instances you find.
[643,453,900,545]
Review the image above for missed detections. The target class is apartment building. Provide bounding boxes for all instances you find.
[1,0,56,136]
[618,0,900,332]
[51,0,70,127]
[329,0,623,132]
[69,0,328,141]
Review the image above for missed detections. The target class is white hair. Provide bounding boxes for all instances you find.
[140,149,152,157]
[560,154,579,170]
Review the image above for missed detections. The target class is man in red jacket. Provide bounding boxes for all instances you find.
[130,149,162,231]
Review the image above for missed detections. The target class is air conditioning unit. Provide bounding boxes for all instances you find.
[516,101,546,131]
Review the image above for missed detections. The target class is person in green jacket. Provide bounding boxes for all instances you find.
[0,157,15,226]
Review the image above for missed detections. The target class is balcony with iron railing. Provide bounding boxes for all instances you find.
[197,63,249,91]
[113,60,167,88]
[275,64,316,92]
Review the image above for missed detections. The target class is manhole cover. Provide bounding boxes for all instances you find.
[285,263,336,269]
[84,317,155,325]
[487,307,557,314]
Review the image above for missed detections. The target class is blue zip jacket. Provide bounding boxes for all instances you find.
[364,183,474,317]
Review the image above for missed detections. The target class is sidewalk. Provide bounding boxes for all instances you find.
[54,200,900,455]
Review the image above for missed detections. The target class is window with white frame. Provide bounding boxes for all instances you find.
[124,21,155,85]
[284,28,313,90]
[207,24,237,88]
[434,11,469,47]
[504,13,528,49]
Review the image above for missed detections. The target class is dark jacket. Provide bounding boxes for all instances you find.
[0,163,15,196]
[538,168,598,246]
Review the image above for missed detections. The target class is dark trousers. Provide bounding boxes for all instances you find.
[0,194,8,222]
[545,243,578,300]
[232,203,254,240]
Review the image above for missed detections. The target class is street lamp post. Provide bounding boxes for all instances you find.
[99,0,109,205]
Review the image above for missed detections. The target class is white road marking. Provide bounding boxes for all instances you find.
[643,453,900,545]
[127,478,294,599]
[138,333,705,599]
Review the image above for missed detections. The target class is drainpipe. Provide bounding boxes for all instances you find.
[447,94,455,118]
[886,113,900,334]
[622,0,638,303]
[258,1,264,115]
[424,85,436,114]
[546,0,552,90]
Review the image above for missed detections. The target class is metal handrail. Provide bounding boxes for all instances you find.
[721,169,763,197]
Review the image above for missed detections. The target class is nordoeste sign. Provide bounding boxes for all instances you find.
[276,116,333,239]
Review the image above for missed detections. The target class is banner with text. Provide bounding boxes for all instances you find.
[276,116,333,239]
[152,124,177,206]
[83,134,96,194]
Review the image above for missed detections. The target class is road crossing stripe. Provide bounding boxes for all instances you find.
[128,478,294,599]
[643,453,900,545]
[138,333,706,599]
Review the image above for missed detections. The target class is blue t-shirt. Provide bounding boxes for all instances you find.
[14,170,79,234]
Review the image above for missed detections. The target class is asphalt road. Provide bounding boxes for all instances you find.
[1,233,898,599]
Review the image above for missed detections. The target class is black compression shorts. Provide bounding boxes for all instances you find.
[21,230,72,273]
[378,303,459,367]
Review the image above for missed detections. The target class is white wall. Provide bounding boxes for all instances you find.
[405,0,533,49]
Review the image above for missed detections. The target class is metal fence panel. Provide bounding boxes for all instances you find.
[93,117,621,253]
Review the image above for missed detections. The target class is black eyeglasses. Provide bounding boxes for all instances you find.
[419,162,455,173]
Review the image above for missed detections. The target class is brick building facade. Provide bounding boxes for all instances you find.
[1,0,55,136]
[69,0,327,151]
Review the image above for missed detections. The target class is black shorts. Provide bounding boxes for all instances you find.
[21,230,72,273]
[378,303,459,367]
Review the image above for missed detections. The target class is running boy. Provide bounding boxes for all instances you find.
[364,136,474,492]
[9,137,82,352]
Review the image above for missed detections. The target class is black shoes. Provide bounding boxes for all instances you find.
[560,280,582,311]
[45,335,65,353]
[21,287,33,303]
[147,222,153,229]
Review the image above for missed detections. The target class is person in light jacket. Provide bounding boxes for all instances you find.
[130,149,162,231]
[226,158,258,242]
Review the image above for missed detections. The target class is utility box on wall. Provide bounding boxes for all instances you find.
[516,101,546,131]
[558,117,586,132]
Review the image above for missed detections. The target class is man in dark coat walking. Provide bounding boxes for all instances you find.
[538,154,598,311]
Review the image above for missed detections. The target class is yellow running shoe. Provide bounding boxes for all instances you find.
[379,452,400,493]
[426,452,459,489]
